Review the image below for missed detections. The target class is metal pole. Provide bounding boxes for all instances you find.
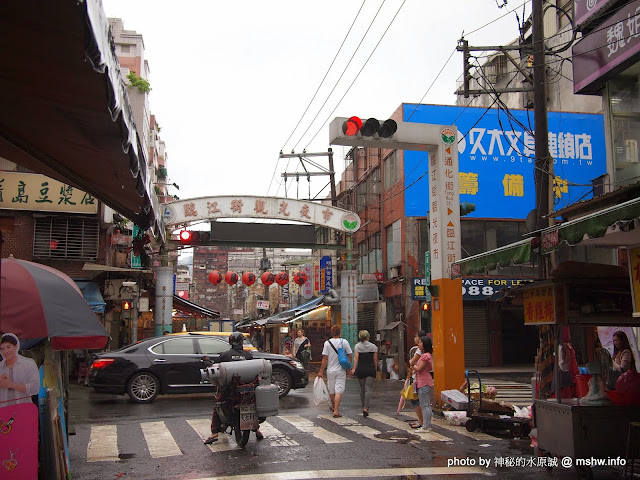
[533,0,551,279]
[131,286,139,343]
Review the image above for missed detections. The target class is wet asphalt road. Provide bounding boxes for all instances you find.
[67,374,624,480]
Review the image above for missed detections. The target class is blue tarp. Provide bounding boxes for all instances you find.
[74,281,105,313]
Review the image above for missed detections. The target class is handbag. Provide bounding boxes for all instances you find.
[401,375,419,401]
[313,376,330,405]
[329,339,352,370]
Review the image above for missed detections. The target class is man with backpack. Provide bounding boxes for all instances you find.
[317,324,352,418]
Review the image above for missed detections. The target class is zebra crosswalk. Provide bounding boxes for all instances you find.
[77,412,509,463]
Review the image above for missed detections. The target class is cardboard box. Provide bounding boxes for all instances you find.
[441,389,469,411]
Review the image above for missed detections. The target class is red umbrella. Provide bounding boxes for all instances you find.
[0,257,109,350]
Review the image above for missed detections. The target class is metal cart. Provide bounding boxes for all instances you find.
[464,369,532,438]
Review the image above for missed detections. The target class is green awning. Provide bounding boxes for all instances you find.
[541,196,640,253]
[451,239,532,277]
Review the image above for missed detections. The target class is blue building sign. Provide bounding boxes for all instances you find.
[320,255,333,294]
[403,104,606,219]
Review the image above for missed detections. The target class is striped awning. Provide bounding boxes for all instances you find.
[451,239,532,278]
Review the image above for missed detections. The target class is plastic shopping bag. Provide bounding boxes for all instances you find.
[313,376,330,405]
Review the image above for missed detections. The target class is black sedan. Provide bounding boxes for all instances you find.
[89,335,308,403]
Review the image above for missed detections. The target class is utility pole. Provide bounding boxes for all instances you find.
[533,0,551,280]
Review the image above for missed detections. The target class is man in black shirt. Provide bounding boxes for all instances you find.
[204,332,263,444]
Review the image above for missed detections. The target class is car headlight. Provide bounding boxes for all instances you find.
[289,360,303,370]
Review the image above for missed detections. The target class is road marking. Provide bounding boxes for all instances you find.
[259,421,299,446]
[431,416,501,441]
[141,421,182,458]
[367,413,452,441]
[279,415,351,444]
[321,414,394,442]
[189,466,492,480]
[187,418,241,452]
[87,425,119,462]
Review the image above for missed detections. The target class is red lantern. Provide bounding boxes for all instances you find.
[261,271,275,286]
[275,271,289,286]
[208,270,222,285]
[242,271,256,286]
[293,271,307,285]
[225,271,238,285]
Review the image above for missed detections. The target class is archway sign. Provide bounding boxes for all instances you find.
[161,196,361,233]
[329,117,464,406]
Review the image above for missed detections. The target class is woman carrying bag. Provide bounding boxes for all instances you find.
[350,330,378,417]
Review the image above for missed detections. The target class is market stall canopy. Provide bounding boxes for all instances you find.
[0,258,109,350]
[0,0,162,238]
[451,239,532,277]
[541,197,640,252]
[74,281,106,313]
[265,297,325,325]
[172,295,220,318]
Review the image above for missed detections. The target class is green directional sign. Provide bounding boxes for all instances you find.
[131,225,141,269]
[425,252,431,286]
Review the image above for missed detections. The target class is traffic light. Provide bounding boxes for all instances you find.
[178,230,211,244]
[341,116,398,139]
[421,301,432,324]
[122,301,131,310]
[460,202,476,216]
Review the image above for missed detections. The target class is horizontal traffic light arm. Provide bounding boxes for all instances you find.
[329,117,448,151]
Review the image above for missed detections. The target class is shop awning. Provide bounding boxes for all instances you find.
[541,196,640,252]
[74,280,106,313]
[451,239,532,278]
[265,297,325,325]
[172,295,220,318]
[0,1,163,237]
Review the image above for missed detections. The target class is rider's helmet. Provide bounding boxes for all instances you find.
[229,331,244,348]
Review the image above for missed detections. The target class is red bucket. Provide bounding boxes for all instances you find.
[575,374,592,397]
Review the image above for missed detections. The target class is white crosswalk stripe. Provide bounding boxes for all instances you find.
[279,414,352,443]
[87,425,119,462]
[141,421,182,458]
[81,410,512,463]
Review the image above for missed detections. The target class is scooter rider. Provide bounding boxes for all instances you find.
[204,332,264,444]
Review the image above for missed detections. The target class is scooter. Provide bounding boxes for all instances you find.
[201,359,279,448]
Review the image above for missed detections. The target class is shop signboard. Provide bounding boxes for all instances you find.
[302,263,313,299]
[523,284,556,325]
[462,277,534,301]
[131,225,141,268]
[629,246,640,317]
[320,255,333,294]
[574,0,616,30]
[404,105,605,219]
[256,300,270,310]
[411,277,432,301]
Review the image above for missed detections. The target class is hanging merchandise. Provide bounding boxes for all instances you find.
[261,271,275,286]
[208,270,222,285]
[242,272,256,286]
[225,271,238,285]
[293,271,307,286]
[276,271,289,286]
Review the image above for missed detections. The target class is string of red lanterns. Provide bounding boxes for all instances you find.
[207,270,298,287]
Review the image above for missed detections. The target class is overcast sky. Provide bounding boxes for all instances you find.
[103,0,524,203]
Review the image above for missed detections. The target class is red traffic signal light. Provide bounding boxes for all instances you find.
[179,230,193,242]
[122,301,131,310]
[342,117,398,138]
[422,302,430,311]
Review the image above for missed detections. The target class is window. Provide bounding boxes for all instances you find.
[33,216,99,260]
[383,152,398,189]
[151,338,196,355]
[386,220,401,274]
[197,338,231,355]
[120,44,131,53]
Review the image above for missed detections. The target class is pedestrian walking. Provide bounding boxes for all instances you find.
[317,324,352,418]
[408,330,426,428]
[350,330,378,417]
[411,336,434,431]
[293,328,311,369]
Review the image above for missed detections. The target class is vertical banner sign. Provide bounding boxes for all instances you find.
[428,127,461,280]
[629,246,640,317]
[425,252,431,285]
[320,256,333,294]
[314,262,320,295]
[131,225,141,269]
[302,263,313,299]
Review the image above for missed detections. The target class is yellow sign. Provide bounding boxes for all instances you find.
[629,246,640,316]
[524,285,556,325]
[0,172,98,214]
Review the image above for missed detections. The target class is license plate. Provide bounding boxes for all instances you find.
[239,404,258,431]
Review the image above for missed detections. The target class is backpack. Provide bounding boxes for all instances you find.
[329,339,352,370]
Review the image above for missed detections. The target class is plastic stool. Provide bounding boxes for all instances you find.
[77,362,88,385]
[625,422,640,479]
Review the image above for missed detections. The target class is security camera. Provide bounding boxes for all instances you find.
[122,281,137,287]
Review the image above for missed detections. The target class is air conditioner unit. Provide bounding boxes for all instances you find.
[389,266,400,279]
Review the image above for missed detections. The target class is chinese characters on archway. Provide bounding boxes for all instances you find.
[0,172,97,214]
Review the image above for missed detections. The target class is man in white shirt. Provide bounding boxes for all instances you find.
[0,333,40,406]
[317,325,352,418]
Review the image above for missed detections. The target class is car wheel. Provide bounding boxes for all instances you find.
[128,372,159,403]
[271,368,292,397]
